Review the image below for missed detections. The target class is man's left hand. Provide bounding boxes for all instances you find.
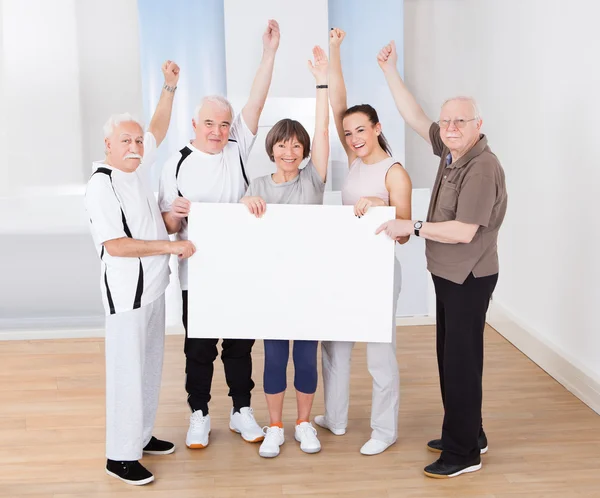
[375,219,413,240]
[162,60,180,87]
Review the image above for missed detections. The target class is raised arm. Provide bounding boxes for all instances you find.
[329,28,355,165]
[377,41,433,144]
[241,19,280,134]
[307,46,330,182]
[148,60,180,147]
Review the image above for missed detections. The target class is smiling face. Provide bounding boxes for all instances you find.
[342,112,382,158]
[104,121,145,172]
[192,100,233,154]
[265,119,311,174]
[272,136,305,174]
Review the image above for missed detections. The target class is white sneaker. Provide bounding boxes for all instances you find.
[259,426,285,458]
[295,422,321,454]
[360,438,394,455]
[314,415,346,436]
[186,410,210,449]
[229,407,264,443]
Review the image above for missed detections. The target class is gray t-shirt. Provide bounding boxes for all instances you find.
[244,160,325,205]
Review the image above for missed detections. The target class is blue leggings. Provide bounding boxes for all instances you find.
[263,340,318,395]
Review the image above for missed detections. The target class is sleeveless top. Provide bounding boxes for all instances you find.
[341,156,402,206]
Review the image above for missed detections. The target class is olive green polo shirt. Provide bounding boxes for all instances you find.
[425,122,507,284]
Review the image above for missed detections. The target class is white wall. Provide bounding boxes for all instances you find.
[404,1,600,386]
[2,0,83,193]
[0,0,144,329]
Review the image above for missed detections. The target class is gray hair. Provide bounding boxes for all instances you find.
[194,95,235,121]
[103,113,144,138]
[441,96,482,120]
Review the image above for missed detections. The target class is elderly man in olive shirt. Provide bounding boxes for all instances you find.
[375,41,507,479]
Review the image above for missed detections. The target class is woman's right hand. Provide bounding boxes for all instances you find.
[354,196,386,217]
[241,196,267,218]
[329,27,345,47]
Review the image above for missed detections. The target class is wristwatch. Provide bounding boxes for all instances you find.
[414,220,423,236]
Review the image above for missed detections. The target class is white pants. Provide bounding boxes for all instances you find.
[321,259,402,444]
[105,295,165,461]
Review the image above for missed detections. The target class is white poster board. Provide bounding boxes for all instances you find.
[187,203,396,342]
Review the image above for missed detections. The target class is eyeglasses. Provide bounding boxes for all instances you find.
[437,118,478,129]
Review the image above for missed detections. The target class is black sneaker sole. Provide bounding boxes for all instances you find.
[106,468,154,485]
[427,444,488,455]
[424,462,482,479]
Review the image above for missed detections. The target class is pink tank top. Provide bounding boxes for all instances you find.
[341,156,401,206]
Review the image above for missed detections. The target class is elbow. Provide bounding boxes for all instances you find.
[459,231,477,244]
[397,236,410,245]
[103,241,121,257]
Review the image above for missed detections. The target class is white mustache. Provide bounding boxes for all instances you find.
[124,153,142,160]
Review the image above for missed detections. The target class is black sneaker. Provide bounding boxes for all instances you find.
[105,459,154,485]
[424,457,482,479]
[143,436,175,455]
[427,431,488,454]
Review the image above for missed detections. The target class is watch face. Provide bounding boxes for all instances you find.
[414,221,423,229]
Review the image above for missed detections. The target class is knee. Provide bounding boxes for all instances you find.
[294,362,318,394]
[323,341,352,368]
[186,339,218,363]
[263,340,289,394]
[222,339,255,359]
[293,342,318,394]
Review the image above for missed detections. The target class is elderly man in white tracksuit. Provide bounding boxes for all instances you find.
[85,61,195,486]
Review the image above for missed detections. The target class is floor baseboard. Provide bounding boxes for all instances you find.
[487,301,600,416]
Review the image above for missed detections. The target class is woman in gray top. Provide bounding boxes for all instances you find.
[240,46,329,459]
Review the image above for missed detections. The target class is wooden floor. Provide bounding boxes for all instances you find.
[1,325,600,497]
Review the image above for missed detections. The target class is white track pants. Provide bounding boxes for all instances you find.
[105,295,165,461]
[321,259,402,444]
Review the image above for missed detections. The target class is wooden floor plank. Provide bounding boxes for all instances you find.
[0,325,599,497]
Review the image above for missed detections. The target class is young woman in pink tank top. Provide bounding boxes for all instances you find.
[313,28,412,456]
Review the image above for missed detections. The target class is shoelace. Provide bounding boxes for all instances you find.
[262,426,283,440]
[242,407,258,425]
[297,424,318,441]
[190,412,207,429]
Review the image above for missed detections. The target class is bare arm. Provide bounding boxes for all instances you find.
[103,237,195,258]
[375,219,478,244]
[241,20,280,134]
[162,212,182,235]
[386,164,413,245]
[148,61,180,147]
[377,41,433,144]
[161,197,190,235]
[329,28,355,165]
[308,46,330,182]
[419,220,478,244]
